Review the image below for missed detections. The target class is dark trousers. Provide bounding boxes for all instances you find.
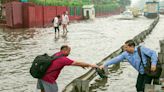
[54,27,59,33]
[136,73,152,92]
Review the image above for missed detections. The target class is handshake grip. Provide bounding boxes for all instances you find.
[95,67,108,78]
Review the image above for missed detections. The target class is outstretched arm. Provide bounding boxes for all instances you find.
[71,61,98,68]
[100,52,125,69]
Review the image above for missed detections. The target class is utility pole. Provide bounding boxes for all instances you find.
[0,0,2,19]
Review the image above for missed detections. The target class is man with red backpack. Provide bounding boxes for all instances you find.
[36,45,98,92]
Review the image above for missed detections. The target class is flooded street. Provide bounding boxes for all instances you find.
[0,15,155,92]
[90,15,164,92]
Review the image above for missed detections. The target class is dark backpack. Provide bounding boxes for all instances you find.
[30,53,63,79]
[52,19,54,23]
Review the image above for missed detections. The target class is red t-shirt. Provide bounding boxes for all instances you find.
[42,52,74,84]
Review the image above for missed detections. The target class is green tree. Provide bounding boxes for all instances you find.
[118,0,131,7]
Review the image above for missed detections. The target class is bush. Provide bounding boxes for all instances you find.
[29,0,83,6]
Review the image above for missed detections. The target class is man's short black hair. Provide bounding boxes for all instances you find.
[57,15,60,18]
[125,40,135,47]
[60,45,69,50]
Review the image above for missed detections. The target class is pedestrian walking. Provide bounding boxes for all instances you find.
[53,15,61,38]
[62,11,69,36]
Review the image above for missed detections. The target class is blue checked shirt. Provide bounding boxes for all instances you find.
[104,46,158,74]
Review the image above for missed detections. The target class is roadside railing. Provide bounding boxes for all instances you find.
[63,16,160,92]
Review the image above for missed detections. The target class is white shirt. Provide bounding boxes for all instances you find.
[53,17,58,27]
[62,14,69,24]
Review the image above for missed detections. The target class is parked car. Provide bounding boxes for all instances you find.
[119,10,134,20]
[159,7,164,14]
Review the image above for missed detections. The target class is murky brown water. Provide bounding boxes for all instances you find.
[0,15,155,92]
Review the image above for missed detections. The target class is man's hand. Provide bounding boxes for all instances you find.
[72,61,98,69]
[99,65,104,70]
[151,65,156,72]
[81,66,87,69]
[90,64,99,68]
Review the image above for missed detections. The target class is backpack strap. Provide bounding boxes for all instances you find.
[137,46,145,70]
[51,54,64,61]
[46,54,64,74]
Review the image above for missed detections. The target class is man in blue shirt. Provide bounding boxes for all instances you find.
[100,40,158,92]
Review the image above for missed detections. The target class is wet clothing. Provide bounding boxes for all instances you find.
[42,51,74,84]
[104,46,158,92]
[104,46,157,74]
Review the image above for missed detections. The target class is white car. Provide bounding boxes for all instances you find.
[159,8,164,14]
[119,10,134,20]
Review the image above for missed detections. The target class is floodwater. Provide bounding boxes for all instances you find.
[0,15,155,92]
[90,15,164,92]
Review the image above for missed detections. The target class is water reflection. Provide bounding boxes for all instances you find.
[61,34,68,43]
[54,32,68,42]
[90,78,108,92]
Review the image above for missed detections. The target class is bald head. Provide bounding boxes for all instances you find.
[60,45,71,56]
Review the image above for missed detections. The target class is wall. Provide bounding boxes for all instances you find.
[5,2,123,28]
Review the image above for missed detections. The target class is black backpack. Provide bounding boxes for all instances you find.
[30,53,63,79]
[52,19,54,23]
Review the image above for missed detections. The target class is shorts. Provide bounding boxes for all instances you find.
[37,79,58,92]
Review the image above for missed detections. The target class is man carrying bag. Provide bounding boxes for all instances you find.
[100,39,162,92]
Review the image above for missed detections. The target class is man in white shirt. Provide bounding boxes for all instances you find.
[62,11,69,36]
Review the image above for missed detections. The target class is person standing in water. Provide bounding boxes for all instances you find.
[53,15,61,38]
[37,45,98,92]
[62,11,69,36]
[100,40,159,92]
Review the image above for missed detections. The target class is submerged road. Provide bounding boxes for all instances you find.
[0,15,155,92]
[90,15,164,92]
